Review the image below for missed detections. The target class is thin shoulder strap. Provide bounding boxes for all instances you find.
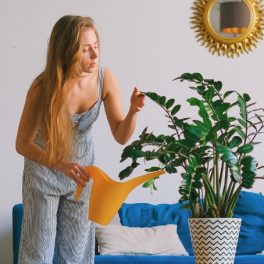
[98,66,104,99]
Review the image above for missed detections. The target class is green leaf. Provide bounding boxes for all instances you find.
[119,166,134,180]
[171,105,181,115]
[127,149,146,158]
[145,151,158,161]
[146,92,158,102]
[237,144,254,154]
[224,90,235,99]
[187,97,201,106]
[197,85,206,95]
[145,167,162,172]
[242,170,256,188]
[190,189,199,200]
[199,107,211,123]
[143,179,155,188]
[222,151,238,166]
[170,159,185,167]
[228,117,236,122]
[165,99,175,109]
[241,156,257,188]
[174,139,191,149]
[236,126,246,138]
[214,103,230,114]
[158,154,171,164]
[193,181,203,189]
[229,136,243,148]
[189,155,197,167]
[230,169,242,182]
[209,120,229,136]
[178,73,192,81]
[156,135,166,142]
[241,156,257,173]
[159,96,166,106]
[131,161,140,170]
[238,94,247,121]
[142,127,148,135]
[204,79,215,85]
[193,120,210,133]
[212,99,222,107]
[192,72,203,82]
[187,125,203,138]
[216,145,230,154]
[243,93,251,102]
[214,81,222,91]
[165,165,177,174]
[205,87,215,102]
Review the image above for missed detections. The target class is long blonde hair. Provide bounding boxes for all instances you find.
[37,15,99,165]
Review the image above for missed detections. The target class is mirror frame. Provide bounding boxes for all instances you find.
[191,0,264,57]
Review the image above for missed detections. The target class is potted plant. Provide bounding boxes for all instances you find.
[118,72,264,264]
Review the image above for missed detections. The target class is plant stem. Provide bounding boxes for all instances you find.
[218,160,225,189]
[222,164,229,197]
[203,174,219,216]
[222,178,233,217]
[226,184,242,217]
[215,152,221,210]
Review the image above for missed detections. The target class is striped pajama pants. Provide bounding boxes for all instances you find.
[18,167,95,264]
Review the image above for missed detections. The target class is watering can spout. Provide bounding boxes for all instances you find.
[75,166,166,225]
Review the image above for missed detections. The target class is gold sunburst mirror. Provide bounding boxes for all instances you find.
[191,0,264,57]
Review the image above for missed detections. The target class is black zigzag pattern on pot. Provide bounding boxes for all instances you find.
[189,218,241,264]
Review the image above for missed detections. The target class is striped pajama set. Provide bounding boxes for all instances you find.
[18,67,105,264]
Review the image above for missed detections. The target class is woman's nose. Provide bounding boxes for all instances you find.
[90,47,98,59]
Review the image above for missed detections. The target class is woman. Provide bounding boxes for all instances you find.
[16,15,145,264]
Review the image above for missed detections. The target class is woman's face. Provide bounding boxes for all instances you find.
[80,28,99,74]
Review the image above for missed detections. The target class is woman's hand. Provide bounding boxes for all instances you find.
[55,163,90,187]
[129,87,145,114]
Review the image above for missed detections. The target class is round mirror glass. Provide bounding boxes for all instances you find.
[210,0,251,39]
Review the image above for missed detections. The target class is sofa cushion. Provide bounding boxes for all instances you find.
[118,202,193,255]
[234,191,264,254]
[118,191,264,256]
[95,224,187,256]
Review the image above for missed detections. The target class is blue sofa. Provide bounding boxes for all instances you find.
[13,191,264,264]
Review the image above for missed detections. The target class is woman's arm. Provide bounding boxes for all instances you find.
[15,81,48,164]
[103,68,145,145]
[15,81,89,186]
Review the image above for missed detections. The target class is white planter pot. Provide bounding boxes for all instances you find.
[189,218,241,264]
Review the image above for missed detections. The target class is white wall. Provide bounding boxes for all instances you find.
[1,0,264,262]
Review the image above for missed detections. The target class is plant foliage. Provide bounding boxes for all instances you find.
[119,72,264,218]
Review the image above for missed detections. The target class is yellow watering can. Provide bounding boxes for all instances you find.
[74,166,166,225]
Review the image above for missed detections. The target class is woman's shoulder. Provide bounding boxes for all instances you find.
[101,67,120,99]
[26,74,43,101]
[102,67,118,84]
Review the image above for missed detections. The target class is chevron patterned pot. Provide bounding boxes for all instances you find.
[189,218,241,264]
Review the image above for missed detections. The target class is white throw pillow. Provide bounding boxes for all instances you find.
[95,224,188,256]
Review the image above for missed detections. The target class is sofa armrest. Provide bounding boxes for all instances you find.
[12,204,23,264]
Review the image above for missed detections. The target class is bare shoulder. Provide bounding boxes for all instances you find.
[26,75,42,102]
[102,67,120,99]
[103,67,118,82]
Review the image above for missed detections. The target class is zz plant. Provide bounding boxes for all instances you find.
[119,72,264,218]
